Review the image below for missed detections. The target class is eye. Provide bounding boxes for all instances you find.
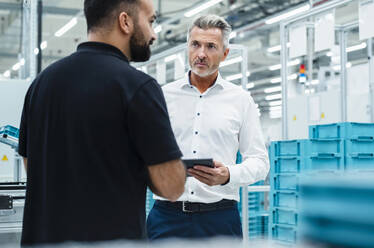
[208,44,216,49]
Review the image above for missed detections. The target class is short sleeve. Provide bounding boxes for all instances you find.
[18,87,31,157]
[128,80,182,166]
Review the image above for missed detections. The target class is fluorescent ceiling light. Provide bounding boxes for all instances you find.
[326,51,333,57]
[269,105,282,111]
[184,0,224,17]
[40,41,48,50]
[311,79,319,85]
[34,48,39,55]
[269,100,282,106]
[229,32,237,40]
[247,82,255,89]
[265,4,310,25]
[264,86,281,93]
[265,93,282,101]
[164,54,177,63]
[3,70,10,78]
[267,42,291,53]
[346,42,367,52]
[154,25,162,34]
[55,17,77,37]
[270,74,297,83]
[225,71,250,81]
[268,59,300,71]
[220,56,243,67]
[12,62,21,71]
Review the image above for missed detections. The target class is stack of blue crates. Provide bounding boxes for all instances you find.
[299,176,374,247]
[269,122,374,246]
[0,125,19,139]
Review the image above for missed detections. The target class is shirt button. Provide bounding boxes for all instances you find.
[193,151,196,154]
[200,95,202,98]
[191,191,194,195]
[195,131,198,135]
[197,113,200,116]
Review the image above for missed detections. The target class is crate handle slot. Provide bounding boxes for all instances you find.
[350,153,374,158]
[351,136,374,142]
[311,153,339,158]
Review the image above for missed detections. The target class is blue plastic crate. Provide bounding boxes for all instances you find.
[272,174,298,191]
[0,125,19,138]
[272,191,298,209]
[273,208,298,226]
[345,139,374,156]
[309,139,344,157]
[307,155,344,172]
[345,155,374,171]
[271,224,297,243]
[271,157,305,174]
[271,140,309,157]
[309,122,374,140]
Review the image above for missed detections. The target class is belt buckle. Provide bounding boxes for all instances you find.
[182,201,193,213]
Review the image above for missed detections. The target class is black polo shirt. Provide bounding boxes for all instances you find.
[18,42,182,245]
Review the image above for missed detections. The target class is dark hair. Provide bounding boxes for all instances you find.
[84,0,139,32]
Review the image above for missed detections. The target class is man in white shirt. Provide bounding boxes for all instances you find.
[147,14,269,240]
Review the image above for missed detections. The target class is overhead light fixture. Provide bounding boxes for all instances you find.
[269,105,282,111]
[164,54,177,63]
[40,41,48,50]
[268,59,300,71]
[229,32,237,40]
[265,93,282,101]
[270,74,297,83]
[267,42,291,53]
[311,79,319,85]
[184,0,223,17]
[346,42,367,53]
[55,17,77,37]
[220,56,243,67]
[154,25,162,34]
[247,82,255,89]
[20,58,25,66]
[264,86,281,93]
[225,71,250,81]
[34,48,39,55]
[3,70,10,78]
[326,51,333,57]
[12,62,21,71]
[269,100,282,106]
[265,4,310,25]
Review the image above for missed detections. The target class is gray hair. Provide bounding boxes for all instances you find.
[187,14,232,49]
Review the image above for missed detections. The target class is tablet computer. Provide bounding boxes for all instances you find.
[182,158,214,169]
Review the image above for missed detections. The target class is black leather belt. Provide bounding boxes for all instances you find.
[155,199,237,213]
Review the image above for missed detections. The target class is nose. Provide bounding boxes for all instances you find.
[151,29,157,43]
[197,47,207,60]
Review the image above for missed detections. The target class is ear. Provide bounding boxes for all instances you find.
[118,12,133,35]
[221,48,230,62]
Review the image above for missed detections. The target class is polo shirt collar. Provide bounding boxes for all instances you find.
[77,42,129,63]
[180,71,225,90]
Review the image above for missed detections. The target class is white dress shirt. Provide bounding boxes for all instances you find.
[154,72,269,203]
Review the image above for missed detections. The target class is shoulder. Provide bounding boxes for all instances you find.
[162,77,185,93]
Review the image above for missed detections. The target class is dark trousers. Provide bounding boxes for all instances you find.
[146,201,243,240]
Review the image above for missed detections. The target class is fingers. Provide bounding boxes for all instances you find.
[193,165,215,174]
[188,169,212,180]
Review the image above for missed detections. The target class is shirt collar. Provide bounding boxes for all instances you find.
[77,42,129,63]
[179,71,225,90]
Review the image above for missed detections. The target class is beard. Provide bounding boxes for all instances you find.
[129,24,152,62]
[190,60,219,77]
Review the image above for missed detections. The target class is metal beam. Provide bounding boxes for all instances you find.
[0,2,80,16]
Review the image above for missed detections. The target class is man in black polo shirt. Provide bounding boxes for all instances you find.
[18,0,186,245]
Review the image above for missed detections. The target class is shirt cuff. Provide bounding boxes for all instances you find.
[224,165,241,186]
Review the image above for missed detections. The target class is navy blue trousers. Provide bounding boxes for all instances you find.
[146,201,243,240]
